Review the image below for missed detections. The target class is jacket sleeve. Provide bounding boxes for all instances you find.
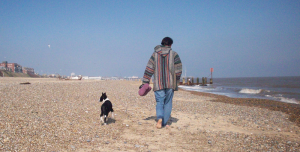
[174,52,182,81]
[142,53,155,84]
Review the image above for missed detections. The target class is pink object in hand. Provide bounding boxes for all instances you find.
[138,83,152,96]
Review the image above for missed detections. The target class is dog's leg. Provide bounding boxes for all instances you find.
[104,115,107,125]
[111,108,114,118]
[111,112,114,118]
[100,112,104,123]
[100,117,103,123]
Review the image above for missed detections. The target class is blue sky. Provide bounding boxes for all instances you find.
[1,0,299,78]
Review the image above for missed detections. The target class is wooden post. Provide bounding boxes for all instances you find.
[191,77,194,85]
[210,68,213,84]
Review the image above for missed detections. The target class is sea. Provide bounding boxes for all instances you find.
[179,76,300,104]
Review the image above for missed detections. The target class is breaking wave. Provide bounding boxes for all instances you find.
[279,97,299,104]
[239,88,262,94]
[264,95,299,104]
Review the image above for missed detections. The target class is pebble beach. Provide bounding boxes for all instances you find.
[0,78,299,151]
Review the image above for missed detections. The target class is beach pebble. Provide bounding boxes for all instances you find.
[3,138,9,143]
[277,128,281,132]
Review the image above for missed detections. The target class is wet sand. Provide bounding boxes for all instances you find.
[0,78,299,151]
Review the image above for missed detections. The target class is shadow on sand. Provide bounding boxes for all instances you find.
[102,118,116,125]
[143,116,179,126]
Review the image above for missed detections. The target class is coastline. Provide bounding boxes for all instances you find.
[0,78,299,151]
[179,88,300,127]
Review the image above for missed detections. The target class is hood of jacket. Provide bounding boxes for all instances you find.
[154,45,171,55]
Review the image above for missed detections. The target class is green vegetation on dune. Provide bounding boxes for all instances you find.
[0,70,31,77]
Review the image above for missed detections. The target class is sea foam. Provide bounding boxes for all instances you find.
[239,88,262,94]
[278,97,299,104]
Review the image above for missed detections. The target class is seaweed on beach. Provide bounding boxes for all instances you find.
[185,89,300,127]
[20,82,31,85]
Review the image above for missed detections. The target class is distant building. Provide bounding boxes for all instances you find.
[87,76,102,80]
[49,74,56,78]
[0,61,34,74]
[22,67,34,74]
[124,76,140,81]
[0,62,22,73]
[130,76,138,79]
[9,63,23,73]
[0,61,8,70]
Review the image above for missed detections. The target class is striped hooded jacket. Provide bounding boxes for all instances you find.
[143,45,182,91]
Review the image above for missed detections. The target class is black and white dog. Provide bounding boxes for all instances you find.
[99,92,114,125]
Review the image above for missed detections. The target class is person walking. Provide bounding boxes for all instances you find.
[141,37,182,129]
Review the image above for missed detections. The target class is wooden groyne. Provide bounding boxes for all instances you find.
[180,68,214,86]
[180,77,212,86]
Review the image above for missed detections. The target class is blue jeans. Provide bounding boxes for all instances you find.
[155,88,174,126]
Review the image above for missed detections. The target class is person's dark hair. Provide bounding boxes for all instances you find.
[161,37,173,46]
